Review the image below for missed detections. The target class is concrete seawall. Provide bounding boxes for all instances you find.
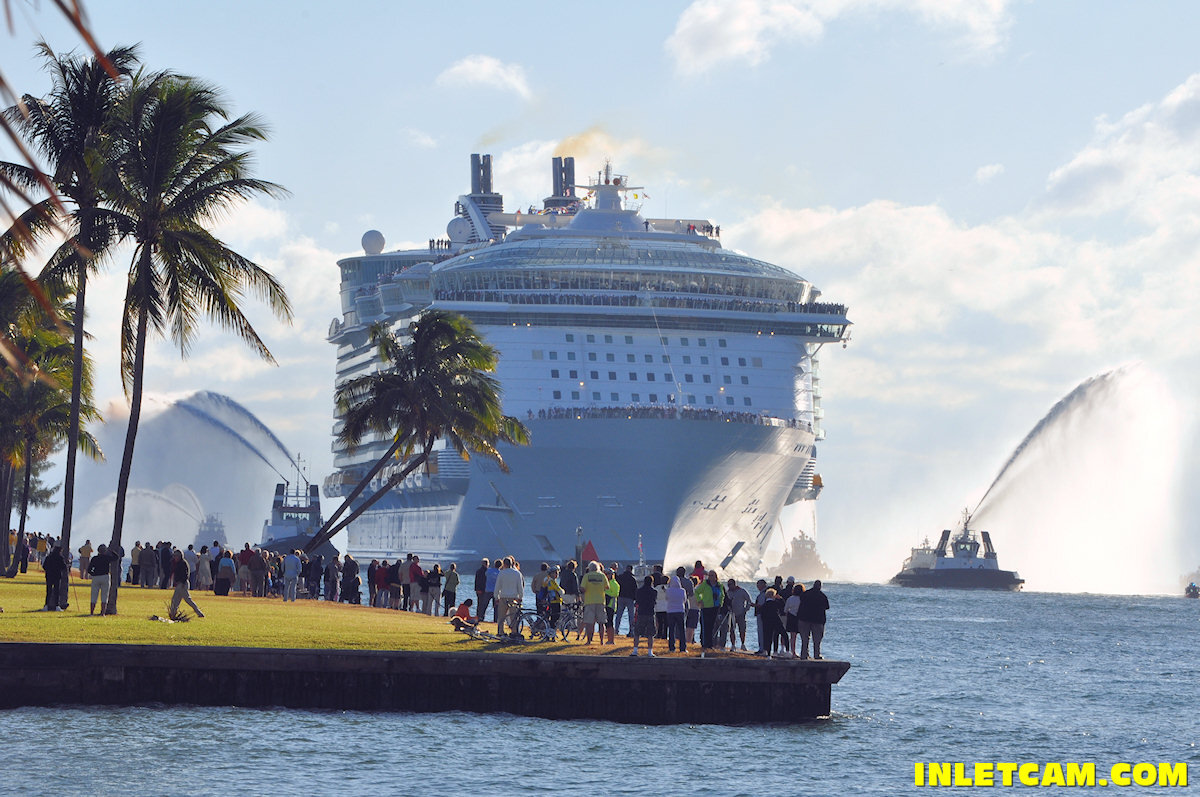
[0,643,850,725]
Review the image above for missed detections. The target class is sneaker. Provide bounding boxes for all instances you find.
[740,645,748,651]
[813,655,823,660]
[53,607,63,612]
[629,650,638,657]
[647,652,656,658]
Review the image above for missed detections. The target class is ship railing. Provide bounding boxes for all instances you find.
[432,288,845,316]
[528,404,811,429]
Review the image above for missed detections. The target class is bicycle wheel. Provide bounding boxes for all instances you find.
[509,610,527,639]
[527,614,552,641]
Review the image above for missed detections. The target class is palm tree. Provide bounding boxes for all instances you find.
[0,42,139,558]
[96,73,292,612]
[0,295,101,579]
[304,310,530,554]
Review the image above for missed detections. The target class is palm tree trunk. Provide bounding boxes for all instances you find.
[0,462,12,571]
[58,259,86,555]
[308,437,404,548]
[105,299,150,615]
[18,431,33,540]
[305,437,434,553]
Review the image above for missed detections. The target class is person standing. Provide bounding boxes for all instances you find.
[796,579,830,659]
[753,579,769,653]
[366,559,379,607]
[695,569,725,650]
[485,557,501,621]
[41,546,67,611]
[474,558,491,621]
[579,561,609,645]
[614,564,638,636]
[629,576,658,657]
[424,564,442,615]
[726,578,752,651]
[139,543,158,588]
[249,547,268,597]
[442,563,459,616]
[282,549,302,602]
[665,575,687,653]
[183,545,199,588]
[493,557,524,637]
[168,549,204,618]
[77,539,92,580]
[86,544,114,615]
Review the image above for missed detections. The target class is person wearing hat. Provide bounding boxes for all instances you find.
[545,565,564,632]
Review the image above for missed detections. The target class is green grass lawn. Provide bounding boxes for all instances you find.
[0,571,720,657]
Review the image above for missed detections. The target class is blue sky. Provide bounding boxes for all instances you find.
[5,1,1199,590]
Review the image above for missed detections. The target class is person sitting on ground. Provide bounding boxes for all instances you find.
[450,598,478,631]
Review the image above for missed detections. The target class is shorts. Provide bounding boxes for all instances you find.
[634,614,656,638]
[685,608,699,629]
[581,603,606,626]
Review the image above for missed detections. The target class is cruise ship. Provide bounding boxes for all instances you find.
[325,154,850,581]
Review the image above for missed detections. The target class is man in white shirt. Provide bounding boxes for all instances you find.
[493,557,525,637]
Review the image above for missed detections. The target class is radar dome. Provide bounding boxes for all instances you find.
[361,230,385,255]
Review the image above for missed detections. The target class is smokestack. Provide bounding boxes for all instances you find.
[470,154,482,194]
[480,154,493,194]
[563,156,575,196]
[551,156,563,197]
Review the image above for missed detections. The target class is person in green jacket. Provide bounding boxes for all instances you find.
[695,570,725,650]
[603,567,620,645]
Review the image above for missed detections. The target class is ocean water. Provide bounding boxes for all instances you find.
[4,584,1197,795]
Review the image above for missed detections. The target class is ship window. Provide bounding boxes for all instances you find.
[625,335,633,344]
[660,336,668,345]
[726,396,735,405]
[604,335,613,343]
[738,357,747,367]
[718,339,727,347]
[752,357,763,368]
[627,354,635,363]
[631,393,641,402]
[723,375,732,384]
[608,371,616,380]
[743,397,752,406]
[565,334,574,342]
[682,355,692,364]
[549,351,558,360]
[592,391,601,401]
[685,374,694,383]
[588,352,597,361]
[532,350,544,360]
[553,390,562,400]
[647,373,656,381]
[740,376,749,385]
[644,354,653,363]
[721,357,729,366]
[663,373,672,382]
[590,371,599,380]
[681,338,689,346]
[705,395,714,405]
[687,394,696,404]
[703,375,712,384]
[567,352,576,360]
[699,338,707,347]
[586,334,595,343]
[629,372,638,381]
[550,369,560,378]
[700,356,709,365]
[649,394,658,403]
[569,370,578,379]
[606,353,615,362]
[572,391,580,400]
[610,392,619,401]
[661,355,670,363]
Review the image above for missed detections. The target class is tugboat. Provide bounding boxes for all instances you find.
[1186,582,1199,599]
[193,514,228,552]
[890,510,1024,591]
[775,531,832,582]
[259,457,339,559]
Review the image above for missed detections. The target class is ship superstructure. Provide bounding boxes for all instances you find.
[325,155,850,580]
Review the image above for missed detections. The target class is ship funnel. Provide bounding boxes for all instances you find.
[470,153,494,195]
[980,530,998,560]
[544,155,578,211]
[934,529,951,557]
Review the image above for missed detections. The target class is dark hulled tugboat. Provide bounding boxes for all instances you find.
[891,510,1024,591]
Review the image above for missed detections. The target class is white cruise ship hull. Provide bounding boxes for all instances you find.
[344,417,813,582]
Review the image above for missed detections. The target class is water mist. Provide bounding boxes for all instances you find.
[970,364,1183,594]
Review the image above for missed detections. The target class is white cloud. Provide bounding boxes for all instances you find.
[975,163,1004,184]
[435,55,532,100]
[400,127,437,149]
[666,0,1014,76]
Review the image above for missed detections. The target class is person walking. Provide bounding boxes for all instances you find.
[168,549,204,618]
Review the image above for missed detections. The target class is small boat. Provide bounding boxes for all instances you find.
[775,530,832,582]
[1186,582,1199,599]
[890,510,1024,591]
